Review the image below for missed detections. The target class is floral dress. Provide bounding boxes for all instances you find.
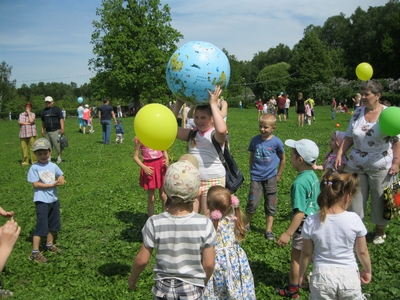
[204,216,256,300]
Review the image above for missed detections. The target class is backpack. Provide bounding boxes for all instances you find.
[188,130,244,194]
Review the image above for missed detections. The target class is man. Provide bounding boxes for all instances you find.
[98,98,117,144]
[277,92,287,122]
[41,96,64,164]
[305,96,316,122]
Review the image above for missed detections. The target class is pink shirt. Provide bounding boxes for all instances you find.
[135,137,163,160]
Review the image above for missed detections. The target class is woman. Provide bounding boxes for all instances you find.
[295,92,305,127]
[18,102,37,166]
[335,80,400,245]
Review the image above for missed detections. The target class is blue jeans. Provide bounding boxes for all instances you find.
[101,120,111,144]
[331,111,335,120]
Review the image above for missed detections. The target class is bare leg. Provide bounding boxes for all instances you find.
[266,215,274,232]
[289,248,301,285]
[159,188,167,212]
[147,189,156,216]
[33,236,41,251]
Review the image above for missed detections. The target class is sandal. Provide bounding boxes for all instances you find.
[275,285,299,298]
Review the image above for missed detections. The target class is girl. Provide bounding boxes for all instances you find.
[299,170,372,299]
[133,137,168,216]
[296,92,305,127]
[313,131,347,171]
[173,86,227,216]
[204,186,256,300]
[305,103,312,125]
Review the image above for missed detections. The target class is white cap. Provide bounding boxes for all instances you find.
[45,96,53,102]
[285,139,319,165]
[85,104,89,108]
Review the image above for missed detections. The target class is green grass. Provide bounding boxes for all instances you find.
[1,106,400,299]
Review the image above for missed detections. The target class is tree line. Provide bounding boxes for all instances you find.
[1,0,399,117]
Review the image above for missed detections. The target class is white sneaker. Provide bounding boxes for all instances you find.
[56,157,62,164]
[373,234,387,245]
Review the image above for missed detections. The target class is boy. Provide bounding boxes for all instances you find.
[128,154,216,298]
[276,139,320,299]
[114,119,124,144]
[245,113,286,241]
[27,138,65,263]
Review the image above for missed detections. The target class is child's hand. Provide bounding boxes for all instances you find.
[360,270,371,284]
[277,232,291,247]
[208,85,222,106]
[143,166,154,176]
[163,159,169,167]
[0,219,21,250]
[55,177,66,186]
[127,275,137,290]
[0,211,14,218]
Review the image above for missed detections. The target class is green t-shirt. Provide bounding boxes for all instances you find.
[290,170,320,229]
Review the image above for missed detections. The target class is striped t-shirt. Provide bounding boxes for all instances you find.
[142,211,216,287]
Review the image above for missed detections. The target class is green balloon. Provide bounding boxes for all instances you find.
[379,107,400,136]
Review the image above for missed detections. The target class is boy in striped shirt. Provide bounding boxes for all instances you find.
[128,154,216,299]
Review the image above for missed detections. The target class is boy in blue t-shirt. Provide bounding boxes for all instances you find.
[114,119,124,144]
[27,138,66,263]
[276,139,320,299]
[245,113,286,241]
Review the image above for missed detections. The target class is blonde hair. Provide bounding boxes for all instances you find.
[207,186,246,242]
[259,113,276,125]
[318,170,359,222]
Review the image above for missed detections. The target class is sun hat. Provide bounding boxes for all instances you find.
[33,138,51,152]
[163,154,200,202]
[45,96,53,102]
[285,139,319,165]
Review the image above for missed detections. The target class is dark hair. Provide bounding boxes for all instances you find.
[25,102,32,109]
[317,170,359,222]
[207,185,246,242]
[165,196,193,212]
[103,98,109,103]
[194,104,212,116]
[361,80,383,97]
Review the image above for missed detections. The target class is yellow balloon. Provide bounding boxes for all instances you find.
[134,104,177,150]
[356,62,373,81]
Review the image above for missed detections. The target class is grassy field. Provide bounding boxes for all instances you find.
[1,106,400,299]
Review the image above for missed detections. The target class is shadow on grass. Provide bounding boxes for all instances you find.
[98,262,131,277]
[116,210,148,243]
[249,260,287,287]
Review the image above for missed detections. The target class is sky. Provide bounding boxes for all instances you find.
[0,0,388,88]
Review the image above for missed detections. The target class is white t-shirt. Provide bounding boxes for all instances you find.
[285,98,291,108]
[189,128,225,180]
[302,211,367,269]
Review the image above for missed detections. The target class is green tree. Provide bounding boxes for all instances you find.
[253,62,290,99]
[288,31,335,96]
[0,61,17,113]
[89,0,183,110]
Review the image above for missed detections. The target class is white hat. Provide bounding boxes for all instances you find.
[285,139,319,165]
[85,104,89,108]
[45,96,53,102]
[163,154,200,202]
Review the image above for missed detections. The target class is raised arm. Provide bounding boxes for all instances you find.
[208,86,227,144]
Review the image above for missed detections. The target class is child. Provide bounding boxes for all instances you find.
[313,131,347,171]
[245,113,286,240]
[172,86,227,217]
[299,170,372,299]
[133,137,168,216]
[204,186,256,299]
[305,103,312,125]
[27,138,65,263]
[276,139,320,299]
[114,119,124,144]
[128,154,217,298]
[82,104,91,134]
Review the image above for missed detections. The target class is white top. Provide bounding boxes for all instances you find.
[285,98,291,108]
[302,211,367,269]
[189,128,225,180]
[346,106,400,170]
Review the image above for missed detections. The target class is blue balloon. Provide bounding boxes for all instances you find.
[77,97,83,104]
[166,41,231,105]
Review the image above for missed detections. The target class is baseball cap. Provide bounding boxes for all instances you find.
[163,154,200,202]
[33,138,51,152]
[280,92,284,95]
[45,96,53,102]
[85,104,89,108]
[285,139,319,165]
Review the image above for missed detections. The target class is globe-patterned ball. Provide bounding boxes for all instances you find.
[166,41,231,105]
